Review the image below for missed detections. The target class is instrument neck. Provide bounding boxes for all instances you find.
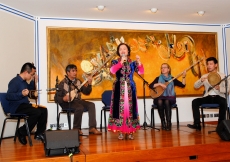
[168,58,203,83]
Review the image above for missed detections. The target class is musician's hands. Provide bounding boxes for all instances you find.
[63,94,71,102]
[214,85,220,90]
[182,71,186,78]
[87,76,93,85]
[22,89,29,96]
[201,77,207,82]
[34,91,38,97]
[159,83,167,89]
[136,55,141,65]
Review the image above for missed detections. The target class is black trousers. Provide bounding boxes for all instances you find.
[16,103,48,136]
[192,95,227,125]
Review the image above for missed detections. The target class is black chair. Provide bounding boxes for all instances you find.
[0,93,32,146]
[100,90,112,132]
[58,107,88,130]
[200,103,220,127]
[151,103,179,129]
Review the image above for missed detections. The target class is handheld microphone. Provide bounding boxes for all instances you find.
[122,53,127,62]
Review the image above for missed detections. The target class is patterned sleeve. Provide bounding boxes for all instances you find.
[110,60,122,74]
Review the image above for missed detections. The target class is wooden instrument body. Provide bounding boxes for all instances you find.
[207,72,221,86]
[150,82,169,99]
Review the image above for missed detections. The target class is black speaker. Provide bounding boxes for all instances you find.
[44,129,80,156]
[216,120,230,141]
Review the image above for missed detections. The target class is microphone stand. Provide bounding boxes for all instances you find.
[55,76,61,130]
[135,71,160,131]
[64,75,88,137]
[65,75,72,130]
[47,76,61,130]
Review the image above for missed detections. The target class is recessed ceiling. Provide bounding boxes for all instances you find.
[1,0,230,24]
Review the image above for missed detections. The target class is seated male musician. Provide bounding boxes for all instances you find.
[187,57,230,131]
[6,62,48,145]
[55,64,102,135]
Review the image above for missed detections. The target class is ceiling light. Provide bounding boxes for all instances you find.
[150,8,158,13]
[197,11,205,16]
[97,5,105,11]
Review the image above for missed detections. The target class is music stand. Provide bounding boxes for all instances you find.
[136,72,160,131]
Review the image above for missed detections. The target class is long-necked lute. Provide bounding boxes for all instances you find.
[150,58,203,99]
[68,52,116,101]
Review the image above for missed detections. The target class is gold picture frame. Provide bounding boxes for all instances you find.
[47,27,217,102]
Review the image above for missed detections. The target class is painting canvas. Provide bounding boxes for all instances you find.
[47,28,217,101]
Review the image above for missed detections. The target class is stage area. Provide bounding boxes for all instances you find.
[1,122,230,162]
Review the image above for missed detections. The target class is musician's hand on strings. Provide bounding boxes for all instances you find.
[182,71,186,78]
[160,83,167,89]
[22,89,29,96]
[136,55,141,65]
[214,85,220,90]
[87,76,93,85]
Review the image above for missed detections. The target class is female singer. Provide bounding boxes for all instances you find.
[149,63,186,130]
[108,43,144,140]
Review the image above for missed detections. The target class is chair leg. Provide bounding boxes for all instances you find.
[67,112,71,130]
[176,107,179,129]
[151,108,153,127]
[100,109,103,131]
[0,119,7,145]
[58,112,61,130]
[104,110,107,132]
[14,118,20,142]
[201,108,205,127]
[152,108,155,128]
[24,118,33,146]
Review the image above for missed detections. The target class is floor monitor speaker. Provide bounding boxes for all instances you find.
[216,120,230,141]
[44,129,80,156]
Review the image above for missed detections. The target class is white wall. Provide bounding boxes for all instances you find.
[0,9,35,136]
[37,18,225,130]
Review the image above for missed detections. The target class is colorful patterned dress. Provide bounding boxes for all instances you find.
[108,58,144,133]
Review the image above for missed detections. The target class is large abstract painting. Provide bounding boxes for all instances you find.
[47,28,217,101]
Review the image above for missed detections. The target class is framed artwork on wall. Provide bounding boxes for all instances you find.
[47,28,217,102]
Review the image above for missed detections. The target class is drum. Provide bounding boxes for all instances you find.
[208,72,221,86]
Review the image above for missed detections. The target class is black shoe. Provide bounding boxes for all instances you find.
[187,124,201,131]
[166,122,172,131]
[161,120,166,130]
[17,129,27,145]
[34,133,45,143]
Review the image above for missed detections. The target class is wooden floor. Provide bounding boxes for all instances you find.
[1,122,230,162]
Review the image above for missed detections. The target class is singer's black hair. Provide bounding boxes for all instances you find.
[65,64,77,73]
[116,43,131,56]
[20,62,36,74]
[206,57,218,64]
